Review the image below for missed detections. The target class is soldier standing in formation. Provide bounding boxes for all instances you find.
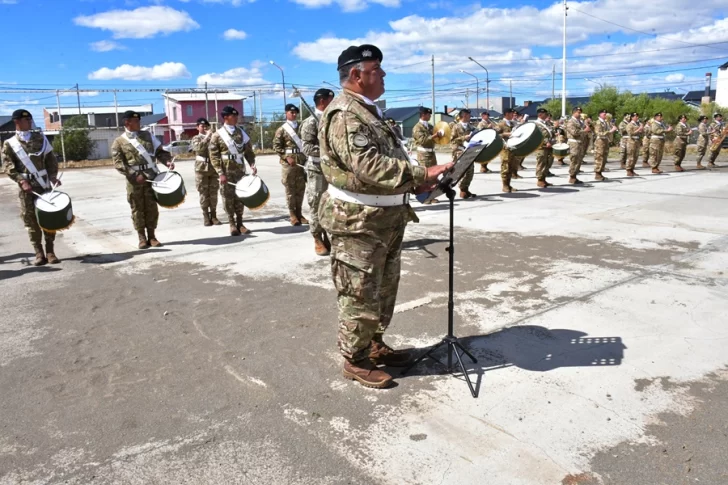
[672,114,692,172]
[624,112,643,177]
[112,110,174,249]
[593,109,616,181]
[533,108,554,188]
[209,105,257,236]
[477,111,496,173]
[695,116,709,169]
[553,117,567,166]
[301,88,335,256]
[647,112,672,174]
[495,108,517,192]
[319,44,452,388]
[618,113,630,169]
[411,106,441,169]
[386,118,405,141]
[707,113,724,167]
[640,117,652,168]
[451,109,476,199]
[273,104,308,226]
[566,107,588,184]
[2,110,61,265]
[191,117,222,226]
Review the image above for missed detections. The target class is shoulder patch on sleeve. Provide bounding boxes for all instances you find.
[353,134,369,148]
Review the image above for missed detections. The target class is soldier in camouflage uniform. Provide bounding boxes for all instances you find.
[648,112,672,174]
[411,106,441,169]
[624,113,644,177]
[707,113,725,167]
[319,44,452,389]
[112,110,174,249]
[191,117,221,226]
[533,108,554,188]
[1,110,61,265]
[553,117,567,166]
[477,111,496,173]
[566,107,588,184]
[273,104,308,226]
[495,108,517,192]
[593,109,616,181]
[672,114,692,172]
[301,88,335,256]
[618,113,630,169]
[695,116,709,169]
[640,118,652,167]
[450,109,476,198]
[209,105,257,236]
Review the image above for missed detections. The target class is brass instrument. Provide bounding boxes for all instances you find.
[710,125,728,152]
[433,121,452,145]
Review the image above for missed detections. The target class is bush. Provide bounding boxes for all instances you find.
[52,115,96,161]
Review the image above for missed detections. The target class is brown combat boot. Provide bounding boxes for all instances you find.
[595,173,605,182]
[203,211,212,227]
[480,164,489,173]
[537,180,547,188]
[370,340,413,367]
[626,169,636,177]
[620,162,626,169]
[289,211,301,226]
[570,177,583,185]
[343,360,393,389]
[674,165,684,172]
[314,236,330,256]
[512,173,523,179]
[210,210,222,225]
[651,168,662,174]
[558,159,566,165]
[642,161,650,168]
[32,244,47,266]
[298,214,309,225]
[45,242,60,264]
[147,228,162,247]
[696,162,706,170]
[230,223,241,236]
[138,230,150,249]
[708,162,717,168]
[236,214,250,235]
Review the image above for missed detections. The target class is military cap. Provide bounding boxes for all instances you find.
[598,109,607,114]
[677,114,687,120]
[337,44,383,69]
[221,105,239,117]
[698,115,707,122]
[460,108,471,115]
[386,117,395,123]
[537,108,548,114]
[572,106,582,113]
[196,117,210,126]
[630,112,639,118]
[481,111,490,116]
[11,109,32,120]
[504,108,516,114]
[313,88,335,102]
[122,110,140,120]
[285,103,300,113]
[714,112,723,118]
[654,112,662,117]
[419,106,432,115]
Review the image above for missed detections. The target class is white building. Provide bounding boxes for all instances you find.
[716,62,728,108]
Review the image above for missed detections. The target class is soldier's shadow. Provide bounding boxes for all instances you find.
[67,248,172,265]
[0,266,63,281]
[254,225,309,235]
[165,235,256,246]
[0,252,34,264]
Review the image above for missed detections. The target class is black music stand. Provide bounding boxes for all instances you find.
[401,144,488,398]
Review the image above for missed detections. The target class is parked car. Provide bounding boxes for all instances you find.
[163,140,192,155]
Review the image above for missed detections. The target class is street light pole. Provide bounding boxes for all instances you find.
[322,81,339,92]
[459,70,479,109]
[270,60,286,106]
[468,57,489,109]
[584,78,604,90]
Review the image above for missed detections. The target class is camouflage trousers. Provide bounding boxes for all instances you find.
[18,190,55,246]
[126,182,158,231]
[500,150,516,187]
[640,140,650,163]
[281,163,306,214]
[568,141,583,177]
[648,139,665,169]
[535,149,553,181]
[594,138,609,173]
[626,140,641,170]
[619,140,628,165]
[220,170,245,222]
[417,151,437,168]
[696,142,707,164]
[306,164,328,238]
[331,224,406,362]
[512,155,525,175]
[708,146,721,164]
[453,149,474,191]
[195,170,219,211]
[673,138,687,166]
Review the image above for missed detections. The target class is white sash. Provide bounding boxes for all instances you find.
[218,126,252,174]
[123,133,159,174]
[535,119,553,139]
[8,136,52,189]
[281,122,304,151]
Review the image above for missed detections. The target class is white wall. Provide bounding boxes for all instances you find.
[716,68,728,108]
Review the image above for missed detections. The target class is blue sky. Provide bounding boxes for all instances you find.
[1,0,727,126]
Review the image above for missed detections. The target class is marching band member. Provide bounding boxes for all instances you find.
[640,117,652,167]
[477,111,495,173]
[495,108,517,192]
[411,106,441,169]
[624,112,643,177]
[593,109,617,181]
[696,116,709,169]
[618,113,630,169]
[274,104,308,226]
[672,114,692,172]
[566,107,589,184]
[647,112,672,174]
[707,113,724,167]
[191,117,221,226]
[451,108,476,199]
[533,108,554,188]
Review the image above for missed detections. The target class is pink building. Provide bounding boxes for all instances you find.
[162,91,246,140]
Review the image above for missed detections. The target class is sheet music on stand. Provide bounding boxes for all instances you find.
[420,143,487,204]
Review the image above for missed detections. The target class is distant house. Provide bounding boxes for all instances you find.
[0,115,14,145]
[43,104,153,131]
[382,106,421,138]
[717,62,728,107]
[141,113,170,144]
[450,108,503,120]
[683,90,716,106]
[162,91,245,141]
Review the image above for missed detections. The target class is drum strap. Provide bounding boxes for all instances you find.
[123,133,159,174]
[217,127,252,174]
[281,123,304,152]
[8,136,51,190]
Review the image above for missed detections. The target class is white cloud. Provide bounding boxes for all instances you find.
[665,73,686,83]
[88,62,191,81]
[0,0,18,4]
[74,6,199,39]
[199,0,252,5]
[291,0,400,12]
[223,29,247,40]
[196,66,266,86]
[60,91,100,98]
[90,40,126,52]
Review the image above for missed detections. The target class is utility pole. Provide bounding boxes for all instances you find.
[75,83,81,115]
[431,55,435,115]
[562,0,568,118]
[56,90,67,167]
[552,65,556,100]
[113,89,119,129]
[465,88,470,108]
[259,89,264,150]
[204,82,209,121]
[253,90,257,129]
[509,81,513,107]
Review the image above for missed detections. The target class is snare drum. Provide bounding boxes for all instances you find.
[507,122,544,157]
[552,143,570,157]
[235,175,270,210]
[151,171,187,208]
[468,129,504,163]
[34,191,74,233]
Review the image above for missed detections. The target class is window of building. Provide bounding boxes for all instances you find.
[173,107,178,121]
[186,105,193,117]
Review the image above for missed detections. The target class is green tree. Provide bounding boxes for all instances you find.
[584,85,628,118]
[52,115,96,161]
[539,98,572,119]
[247,112,284,150]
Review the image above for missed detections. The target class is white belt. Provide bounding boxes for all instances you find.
[130,164,159,172]
[631,136,641,139]
[285,149,299,154]
[20,168,48,180]
[196,156,209,162]
[327,185,410,207]
[567,139,581,143]
[651,136,664,139]
[308,156,321,163]
[416,147,434,153]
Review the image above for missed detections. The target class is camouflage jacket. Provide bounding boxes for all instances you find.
[301,114,323,173]
[411,121,435,149]
[594,118,610,139]
[697,122,709,147]
[650,120,668,137]
[209,125,255,177]
[477,119,495,130]
[674,122,691,140]
[625,121,643,142]
[191,132,216,173]
[618,119,629,135]
[534,119,554,150]
[451,122,473,152]
[273,121,306,166]
[708,121,725,137]
[642,121,652,137]
[565,116,584,141]
[2,132,58,189]
[112,131,172,183]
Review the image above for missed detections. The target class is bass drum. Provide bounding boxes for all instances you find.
[152,171,187,208]
[34,191,75,233]
[235,175,270,210]
[507,122,544,157]
[468,129,504,163]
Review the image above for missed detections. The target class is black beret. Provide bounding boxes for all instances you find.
[504,108,516,114]
[11,109,32,120]
[122,110,140,120]
[678,114,687,120]
[337,44,383,69]
[419,106,432,114]
[537,108,548,114]
[654,112,662,117]
[481,111,490,116]
[572,106,582,113]
[630,112,639,118]
[698,115,707,122]
[714,112,723,118]
[386,118,395,123]
[221,105,238,117]
[196,117,210,125]
[285,103,300,113]
[313,88,335,102]
[460,108,471,115]
[599,109,607,114]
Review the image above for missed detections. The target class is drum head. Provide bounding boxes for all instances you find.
[152,172,182,194]
[552,143,569,150]
[236,176,262,197]
[507,122,537,148]
[468,129,497,148]
[34,192,71,213]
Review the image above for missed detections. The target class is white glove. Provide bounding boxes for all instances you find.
[437,129,445,137]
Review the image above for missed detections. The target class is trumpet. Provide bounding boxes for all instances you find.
[710,126,728,152]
